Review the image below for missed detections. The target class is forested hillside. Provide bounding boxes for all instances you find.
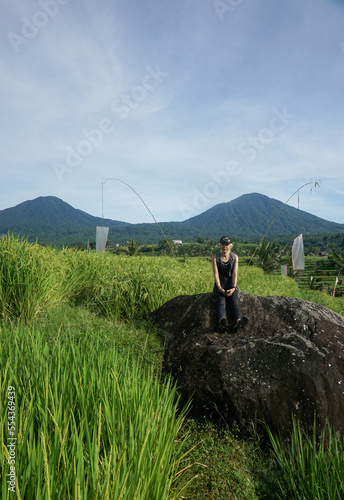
[0,193,343,245]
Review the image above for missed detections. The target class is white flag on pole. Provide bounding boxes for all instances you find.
[96,226,109,253]
[292,234,305,270]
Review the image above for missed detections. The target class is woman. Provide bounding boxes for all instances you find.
[212,236,248,333]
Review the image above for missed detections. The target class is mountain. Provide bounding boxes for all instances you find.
[0,193,343,245]
[0,196,130,244]
[184,193,344,237]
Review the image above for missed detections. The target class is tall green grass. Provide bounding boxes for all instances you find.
[0,236,60,320]
[0,236,214,320]
[238,266,344,316]
[179,420,261,499]
[265,417,344,499]
[1,235,343,322]
[55,250,213,319]
[1,236,344,498]
[0,320,192,499]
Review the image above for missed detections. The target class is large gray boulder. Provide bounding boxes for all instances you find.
[150,291,344,440]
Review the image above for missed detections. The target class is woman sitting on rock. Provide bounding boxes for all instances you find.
[212,236,248,333]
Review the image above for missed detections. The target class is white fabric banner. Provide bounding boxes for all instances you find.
[332,276,339,296]
[96,226,109,253]
[292,234,305,270]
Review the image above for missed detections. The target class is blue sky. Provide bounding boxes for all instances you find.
[1,0,344,225]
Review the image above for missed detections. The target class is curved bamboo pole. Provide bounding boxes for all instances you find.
[239,181,320,284]
[101,177,175,253]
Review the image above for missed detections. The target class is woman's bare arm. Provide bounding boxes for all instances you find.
[212,254,223,291]
[232,255,239,288]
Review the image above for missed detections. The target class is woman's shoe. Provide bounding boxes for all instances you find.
[218,317,228,333]
[234,315,249,332]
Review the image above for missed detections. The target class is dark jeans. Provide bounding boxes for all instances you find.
[213,285,241,322]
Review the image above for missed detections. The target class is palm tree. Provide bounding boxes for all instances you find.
[328,247,344,271]
[126,239,140,256]
[254,240,282,273]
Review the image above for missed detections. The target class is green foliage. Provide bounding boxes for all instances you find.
[126,238,140,256]
[0,235,60,320]
[56,251,212,320]
[308,275,324,291]
[0,318,191,499]
[157,237,177,255]
[39,305,164,369]
[1,235,344,498]
[265,417,344,499]
[0,236,214,320]
[179,420,262,499]
[328,247,344,272]
[176,241,217,258]
[251,240,284,273]
[238,265,344,315]
[1,235,344,321]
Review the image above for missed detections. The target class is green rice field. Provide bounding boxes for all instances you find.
[1,235,343,499]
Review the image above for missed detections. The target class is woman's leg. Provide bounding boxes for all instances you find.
[213,286,227,320]
[226,287,241,322]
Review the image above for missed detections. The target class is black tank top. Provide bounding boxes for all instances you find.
[215,252,236,288]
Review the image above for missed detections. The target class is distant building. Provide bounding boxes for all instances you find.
[173,240,183,246]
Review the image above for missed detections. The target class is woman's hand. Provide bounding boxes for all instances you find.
[218,287,235,296]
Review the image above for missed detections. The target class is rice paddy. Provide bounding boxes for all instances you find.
[1,234,343,499]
